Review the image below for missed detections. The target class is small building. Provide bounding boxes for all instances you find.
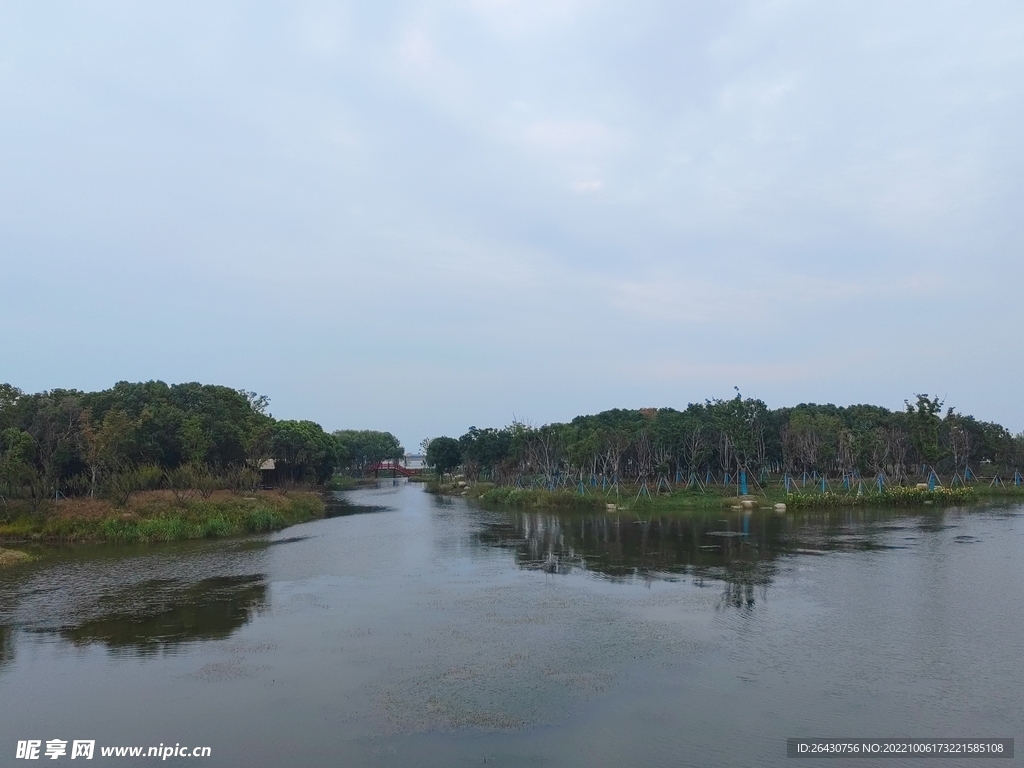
[403,454,426,470]
[259,459,277,488]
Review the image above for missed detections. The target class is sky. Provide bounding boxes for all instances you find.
[1,0,1022,450]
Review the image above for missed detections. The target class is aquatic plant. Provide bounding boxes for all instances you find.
[784,486,975,509]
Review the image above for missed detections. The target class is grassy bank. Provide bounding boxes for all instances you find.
[458,481,1021,513]
[472,482,743,512]
[0,490,325,545]
[783,485,976,508]
[324,475,382,491]
[478,485,605,511]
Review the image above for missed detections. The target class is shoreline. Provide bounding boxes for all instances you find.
[0,489,325,548]
[426,478,1024,512]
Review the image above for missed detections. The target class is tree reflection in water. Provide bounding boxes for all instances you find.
[53,574,267,654]
[475,509,788,606]
[0,624,13,672]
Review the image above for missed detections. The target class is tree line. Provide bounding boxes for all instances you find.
[425,393,1024,487]
[0,381,404,507]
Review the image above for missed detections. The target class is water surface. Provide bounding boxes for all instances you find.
[1,482,1021,766]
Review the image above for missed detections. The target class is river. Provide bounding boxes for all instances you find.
[1,481,1021,766]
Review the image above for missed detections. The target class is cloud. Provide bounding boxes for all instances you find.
[1,0,1022,445]
[462,0,599,36]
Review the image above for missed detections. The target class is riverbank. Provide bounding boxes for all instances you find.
[429,479,1024,512]
[325,475,381,491]
[0,490,325,545]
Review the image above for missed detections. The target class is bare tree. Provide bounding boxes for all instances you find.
[836,428,855,475]
[634,430,654,481]
[601,429,629,480]
[949,424,971,474]
[884,428,910,483]
[678,423,710,479]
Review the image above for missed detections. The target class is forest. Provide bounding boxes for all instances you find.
[428,392,1024,490]
[0,381,403,509]
[5,380,1021,511]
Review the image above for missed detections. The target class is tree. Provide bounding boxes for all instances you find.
[0,384,23,429]
[270,420,338,483]
[0,427,42,504]
[906,394,944,469]
[332,430,404,473]
[426,437,461,478]
[79,408,136,497]
[458,426,513,479]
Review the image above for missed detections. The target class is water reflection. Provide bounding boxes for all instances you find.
[55,574,267,653]
[473,506,964,607]
[0,625,13,672]
[0,538,275,658]
[0,484,1019,768]
[324,495,392,518]
[475,510,782,602]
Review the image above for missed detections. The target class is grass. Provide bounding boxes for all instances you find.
[783,486,976,509]
[464,480,1012,513]
[470,481,740,513]
[0,490,325,545]
[478,485,605,511]
[324,475,381,491]
[0,548,33,567]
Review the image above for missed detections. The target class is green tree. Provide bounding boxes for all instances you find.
[332,430,404,473]
[79,408,137,497]
[0,384,23,429]
[179,415,212,465]
[906,394,944,468]
[426,436,461,478]
[458,426,513,479]
[0,427,42,504]
[270,420,337,483]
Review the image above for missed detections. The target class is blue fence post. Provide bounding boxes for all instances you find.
[740,470,748,495]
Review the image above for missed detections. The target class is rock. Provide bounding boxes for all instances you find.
[740,499,757,509]
[773,503,787,513]
[605,503,618,511]
[916,483,929,491]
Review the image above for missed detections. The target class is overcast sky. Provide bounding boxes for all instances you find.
[2,1,1022,449]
